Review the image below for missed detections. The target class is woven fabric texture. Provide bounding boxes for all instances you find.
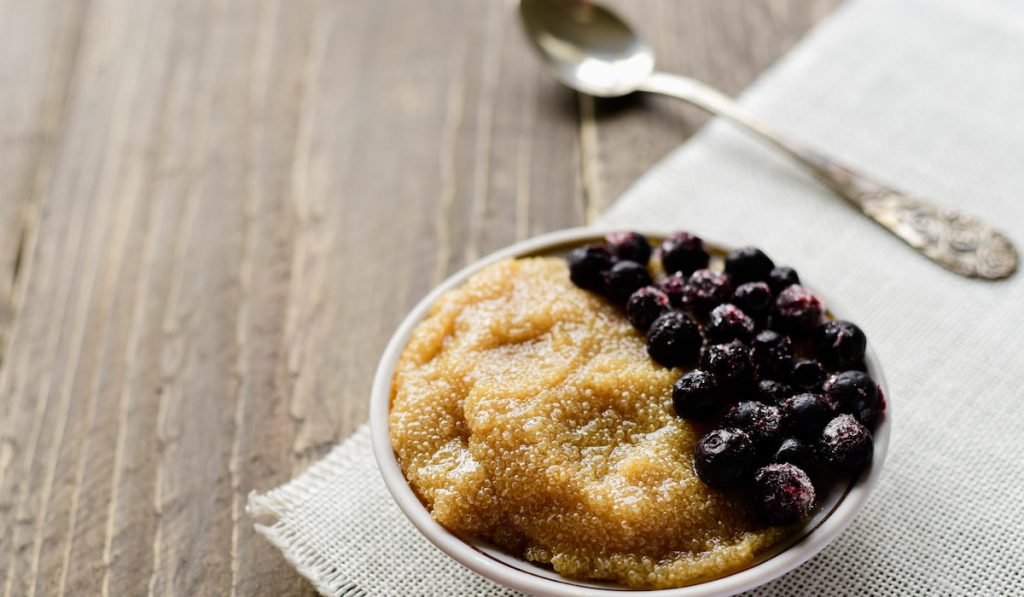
[248,0,1024,594]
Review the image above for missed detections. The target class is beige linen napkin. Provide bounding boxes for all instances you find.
[248,0,1024,594]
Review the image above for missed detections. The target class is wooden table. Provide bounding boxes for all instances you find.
[0,1,838,594]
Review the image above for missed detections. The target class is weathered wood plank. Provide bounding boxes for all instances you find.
[0,4,91,546]
[0,0,87,346]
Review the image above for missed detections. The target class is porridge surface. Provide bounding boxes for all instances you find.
[389,257,786,588]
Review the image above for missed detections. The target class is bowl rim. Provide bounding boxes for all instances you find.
[370,226,891,597]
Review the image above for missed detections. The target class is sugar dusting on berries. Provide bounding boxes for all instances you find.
[774,284,824,335]
[753,464,816,524]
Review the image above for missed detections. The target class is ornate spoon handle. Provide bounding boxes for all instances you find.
[639,72,1018,280]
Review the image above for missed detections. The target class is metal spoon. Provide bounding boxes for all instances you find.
[519,0,1018,279]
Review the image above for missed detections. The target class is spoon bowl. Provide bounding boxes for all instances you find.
[519,0,654,97]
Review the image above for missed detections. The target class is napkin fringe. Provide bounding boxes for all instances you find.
[247,425,375,597]
[253,521,368,597]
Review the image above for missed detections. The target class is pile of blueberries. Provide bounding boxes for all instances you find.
[566,231,883,526]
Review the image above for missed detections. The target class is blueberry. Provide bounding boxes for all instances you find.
[672,369,721,420]
[773,285,824,336]
[625,286,670,331]
[567,244,614,291]
[756,379,794,405]
[773,438,816,471]
[723,401,781,454]
[752,463,816,525]
[725,247,775,284]
[768,266,800,294]
[681,269,733,316]
[814,320,867,370]
[694,428,757,490]
[732,282,773,321]
[791,359,826,391]
[818,414,873,472]
[706,304,755,344]
[660,231,710,276]
[606,231,652,264]
[824,370,881,427]
[646,311,702,368]
[702,340,754,386]
[779,393,835,439]
[752,330,793,379]
[658,272,686,308]
[605,260,653,303]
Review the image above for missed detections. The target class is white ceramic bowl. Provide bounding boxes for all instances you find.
[370,227,890,597]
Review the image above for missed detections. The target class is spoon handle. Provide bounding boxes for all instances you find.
[638,72,1018,280]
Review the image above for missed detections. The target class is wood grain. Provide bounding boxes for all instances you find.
[0,0,838,594]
